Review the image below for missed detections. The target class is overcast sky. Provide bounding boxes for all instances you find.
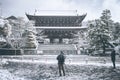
[0,0,120,22]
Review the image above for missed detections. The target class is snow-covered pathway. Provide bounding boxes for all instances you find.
[1,58,120,67]
[1,55,120,67]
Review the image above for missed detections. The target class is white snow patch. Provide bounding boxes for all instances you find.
[0,69,27,80]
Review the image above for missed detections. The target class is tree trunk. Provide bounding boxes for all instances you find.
[4,37,14,48]
[102,42,106,56]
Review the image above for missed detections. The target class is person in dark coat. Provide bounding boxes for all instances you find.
[111,49,116,69]
[57,51,66,76]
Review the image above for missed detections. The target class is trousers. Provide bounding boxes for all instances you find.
[58,64,65,76]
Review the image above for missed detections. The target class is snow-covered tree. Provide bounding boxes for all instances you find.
[88,9,114,55]
[100,9,114,39]
[22,21,38,49]
[8,17,26,49]
[113,22,120,40]
[36,29,45,44]
[0,18,13,48]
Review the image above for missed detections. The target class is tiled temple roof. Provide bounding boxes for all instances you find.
[26,14,86,27]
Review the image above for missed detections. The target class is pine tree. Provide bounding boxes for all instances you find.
[22,21,38,49]
[88,9,114,55]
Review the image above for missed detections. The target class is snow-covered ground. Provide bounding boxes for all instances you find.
[0,55,120,80]
[0,69,27,80]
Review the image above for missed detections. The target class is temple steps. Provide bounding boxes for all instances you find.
[38,44,77,55]
[38,44,77,50]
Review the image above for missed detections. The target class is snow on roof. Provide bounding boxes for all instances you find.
[6,16,17,20]
[26,13,87,27]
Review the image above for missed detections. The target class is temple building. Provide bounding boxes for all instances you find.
[25,12,88,55]
[26,13,87,44]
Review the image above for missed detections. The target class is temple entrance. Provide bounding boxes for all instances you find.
[49,38,64,44]
[44,29,78,44]
[51,38,61,43]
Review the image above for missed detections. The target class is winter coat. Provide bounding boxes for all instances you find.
[57,54,65,64]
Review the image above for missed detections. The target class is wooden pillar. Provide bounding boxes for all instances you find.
[59,38,63,43]
[50,38,54,43]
